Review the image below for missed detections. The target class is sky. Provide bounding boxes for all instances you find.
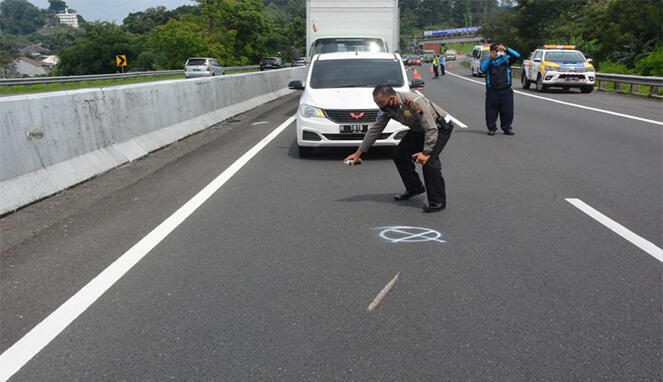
[28,0,195,23]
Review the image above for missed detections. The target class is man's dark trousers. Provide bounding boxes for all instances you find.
[433,65,439,78]
[393,125,453,204]
[485,87,514,132]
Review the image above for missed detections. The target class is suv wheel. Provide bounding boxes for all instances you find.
[536,75,548,92]
[521,73,531,89]
[580,85,594,93]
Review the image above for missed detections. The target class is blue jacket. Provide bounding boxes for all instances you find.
[480,47,520,89]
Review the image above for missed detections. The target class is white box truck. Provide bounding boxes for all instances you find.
[306,0,400,58]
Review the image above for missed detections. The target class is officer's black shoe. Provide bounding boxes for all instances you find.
[487,130,496,136]
[423,202,446,213]
[504,130,515,136]
[394,188,425,201]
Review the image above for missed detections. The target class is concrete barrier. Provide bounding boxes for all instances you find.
[0,67,307,214]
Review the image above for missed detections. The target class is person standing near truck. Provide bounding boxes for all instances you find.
[432,55,439,78]
[480,43,520,136]
[439,53,446,76]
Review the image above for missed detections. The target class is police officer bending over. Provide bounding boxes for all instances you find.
[480,43,520,136]
[344,85,454,213]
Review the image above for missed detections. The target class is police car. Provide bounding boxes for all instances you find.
[521,45,595,93]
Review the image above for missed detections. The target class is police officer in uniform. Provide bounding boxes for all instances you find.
[480,43,520,136]
[344,85,454,213]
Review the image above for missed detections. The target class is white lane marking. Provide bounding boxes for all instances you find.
[446,71,663,126]
[0,115,297,382]
[367,273,400,312]
[566,198,663,263]
[413,89,468,128]
[251,121,269,126]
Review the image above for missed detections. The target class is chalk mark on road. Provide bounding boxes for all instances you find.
[377,226,445,244]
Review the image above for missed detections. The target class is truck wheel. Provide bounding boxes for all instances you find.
[521,73,531,89]
[580,85,594,93]
[298,146,315,157]
[536,75,548,92]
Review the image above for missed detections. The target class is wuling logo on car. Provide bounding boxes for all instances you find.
[349,112,365,120]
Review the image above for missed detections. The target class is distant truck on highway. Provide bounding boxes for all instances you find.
[306,0,400,59]
[521,45,596,93]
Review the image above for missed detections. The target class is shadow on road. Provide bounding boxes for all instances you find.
[287,140,396,161]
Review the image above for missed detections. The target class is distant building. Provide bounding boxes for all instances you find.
[19,44,51,58]
[13,57,52,77]
[56,8,79,28]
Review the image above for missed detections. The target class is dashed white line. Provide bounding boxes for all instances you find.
[367,273,400,312]
[0,115,297,382]
[446,71,663,126]
[566,198,663,263]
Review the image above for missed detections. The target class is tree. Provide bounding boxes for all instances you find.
[148,16,234,68]
[0,0,46,34]
[55,22,145,75]
[48,0,67,13]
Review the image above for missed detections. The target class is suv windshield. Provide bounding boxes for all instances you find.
[312,38,385,55]
[310,59,404,89]
[186,59,206,66]
[545,51,585,63]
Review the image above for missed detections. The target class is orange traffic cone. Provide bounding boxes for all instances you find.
[447,63,451,71]
[429,65,434,74]
[413,68,421,79]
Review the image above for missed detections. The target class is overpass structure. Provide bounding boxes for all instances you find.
[420,26,485,45]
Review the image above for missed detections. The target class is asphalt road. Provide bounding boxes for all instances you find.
[1,62,661,381]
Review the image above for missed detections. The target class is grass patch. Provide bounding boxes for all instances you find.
[0,68,260,96]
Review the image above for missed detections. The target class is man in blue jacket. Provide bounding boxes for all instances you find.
[480,43,520,136]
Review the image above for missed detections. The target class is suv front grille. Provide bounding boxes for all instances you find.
[324,109,379,124]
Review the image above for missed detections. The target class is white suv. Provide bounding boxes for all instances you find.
[288,52,423,157]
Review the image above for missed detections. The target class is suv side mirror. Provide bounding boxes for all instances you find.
[586,58,593,63]
[288,80,304,90]
[410,78,425,89]
[533,58,542,63]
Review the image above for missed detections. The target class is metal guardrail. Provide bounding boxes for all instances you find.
[0,65,269,86]
[510,66,663,97]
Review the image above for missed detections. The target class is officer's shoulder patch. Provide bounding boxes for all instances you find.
[377,110,385,118]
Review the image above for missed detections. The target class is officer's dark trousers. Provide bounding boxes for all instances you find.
[433,65,439,78]
[485,86,514,131]
[440,63,445,75]
[393,126,453,204]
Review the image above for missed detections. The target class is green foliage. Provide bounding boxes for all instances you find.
[48,0,66,13]
[634,49,663,76]
[148,17,233,69]
[0,0,46,34]
[482,0,663,70]
[596,59,634,74]
[54,22,146,75]
[122,5,199,34]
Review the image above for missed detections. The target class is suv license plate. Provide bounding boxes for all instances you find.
[340,124,369,133]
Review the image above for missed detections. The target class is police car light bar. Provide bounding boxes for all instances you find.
[542,45,576,49]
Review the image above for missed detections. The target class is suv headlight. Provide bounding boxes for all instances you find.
[300,104,325,118]
[544,65,559,71]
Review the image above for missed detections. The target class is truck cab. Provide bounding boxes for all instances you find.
[521,45,596,93]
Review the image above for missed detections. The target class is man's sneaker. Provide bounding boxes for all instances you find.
[504,130,515,136]
[487,130,496,136]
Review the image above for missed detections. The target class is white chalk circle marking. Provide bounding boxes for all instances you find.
[376,226,445,243]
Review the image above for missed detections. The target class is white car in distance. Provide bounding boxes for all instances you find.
[288,51,424,157]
